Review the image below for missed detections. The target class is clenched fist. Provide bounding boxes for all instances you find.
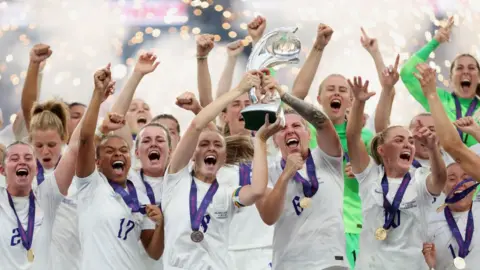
[196,34,215,58]
[30,44,52,64]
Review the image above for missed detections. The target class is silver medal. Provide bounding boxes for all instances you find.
[190,231,204,243]
[453,257,466,269]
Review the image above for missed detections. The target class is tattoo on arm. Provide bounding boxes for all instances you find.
[281,93,328,129]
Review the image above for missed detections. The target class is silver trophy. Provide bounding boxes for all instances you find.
[240,27,301,131]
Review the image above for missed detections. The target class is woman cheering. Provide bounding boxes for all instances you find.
[346,77,446,269]
[255,75,348,270]
[162,71,278,269]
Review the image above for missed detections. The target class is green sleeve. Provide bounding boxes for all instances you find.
[362,128,374,155]
[400,39,446,111]
[309,124,318,148]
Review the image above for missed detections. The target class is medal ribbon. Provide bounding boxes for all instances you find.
[189,175,219,232]
[344,152,350,163]
[412,159,422,168]
[139,169,156,205]
[36,156,61,186]
[7,190,35,252]
[239,163,252,186]
[109,180,146,214]
[444,178,480,205]
[452,93,478,142]
[280,150,318,198]
[381,172,411,229]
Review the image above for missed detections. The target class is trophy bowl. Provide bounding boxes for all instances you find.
[241,27,301,131]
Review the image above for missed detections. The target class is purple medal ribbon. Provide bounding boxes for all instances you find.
[411,159,422,168]
[280,150,319,198]
[443,178,479,259]
[381,172,411,229]
[452,93,478,142]
[343,152,350,163]
[239,163,252,186]
[139,169,156,205]
[7,190,35,252]
[36,156,61,186]
[109,180,146,214]
[189,175,219,232]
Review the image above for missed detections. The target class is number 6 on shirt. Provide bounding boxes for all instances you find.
[117,218,135,240]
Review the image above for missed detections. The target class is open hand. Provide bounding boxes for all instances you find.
[348,76,375,102]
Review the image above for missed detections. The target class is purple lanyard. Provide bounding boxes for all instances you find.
[381,172,411,229]
[239,163,252,186]
[7,190,35,252]
[109,180,146,214]
[343,152,350,163]
[280,150,319,198]
[189,175,219,232]
[411,159,422,168]
[139,169,156,205]
[452,93,478,142]
[36,156,61,186]
[443,178,478,259]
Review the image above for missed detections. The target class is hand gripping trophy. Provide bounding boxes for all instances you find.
[240,27,301,131]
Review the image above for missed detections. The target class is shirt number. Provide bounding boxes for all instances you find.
[117,218,135,240]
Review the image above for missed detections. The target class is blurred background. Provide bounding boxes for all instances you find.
[1,0,480,132]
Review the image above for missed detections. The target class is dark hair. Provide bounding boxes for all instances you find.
[151,114,181,134]
[135,123,172,150]
[68,102,87,109]
[370,125,404,165]
[450,54,480,96]
[95,135,130,160]
[30,99,70,142]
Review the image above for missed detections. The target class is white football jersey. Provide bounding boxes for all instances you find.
[0,173,63,270]
[354,157,433,270]
[428,197,480,270]
[49,178,81,270]
[162,165,239,269]
[217,165,274,251]
[75,170,156,270]
[268,147,348,270]
[130,170,164,270]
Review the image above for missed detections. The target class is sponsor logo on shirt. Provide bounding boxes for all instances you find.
[214,211,228,219]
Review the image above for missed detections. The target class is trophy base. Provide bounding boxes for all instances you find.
[241,102,282,131]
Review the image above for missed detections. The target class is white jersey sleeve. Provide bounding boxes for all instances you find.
[162,165,190,212]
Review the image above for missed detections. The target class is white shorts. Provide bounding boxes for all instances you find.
[229,247,272,270]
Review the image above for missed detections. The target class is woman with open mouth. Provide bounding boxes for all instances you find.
[346,76,446,269]
[20,43,89,270]
[254,74,348,270]
[162,70,277,270]
[423,159,480,270]
[401,16,480,147]
[74,66,164,270]
[133,122,172,269]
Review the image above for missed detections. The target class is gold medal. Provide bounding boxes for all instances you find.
[375,227,387,241]
[299,197,312,208]
[453,257,466,269]
[436,203,448,213]
[27,249,34,262]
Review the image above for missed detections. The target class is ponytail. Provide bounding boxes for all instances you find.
[30,100,69,142]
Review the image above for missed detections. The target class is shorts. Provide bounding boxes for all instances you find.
[345,233,359,269]
[229,247,272,270]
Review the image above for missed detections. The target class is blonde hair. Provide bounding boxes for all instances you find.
[370,125,404,165]
[318,74,349,96]
[201,127,254,165]
[29,100,69,142]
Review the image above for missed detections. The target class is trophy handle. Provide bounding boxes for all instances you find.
[248,87,259,104]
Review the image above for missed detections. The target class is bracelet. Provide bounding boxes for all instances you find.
[95,127,106,139]
[196,55,208,60]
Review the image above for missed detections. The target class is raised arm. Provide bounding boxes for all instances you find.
[196,34,215,107]
[215,40,244,99]
[76,66,115,178]
[168,71,261,174]
[247,16,267,47]
[21,44,52,129]
[268,75,341,157]
[413,120,446,195]
[110,52,159,145]
[453,117,480,143]
[346,77,376,173]
[239,116,281,206]
[399,17,453,109]
[414,63,480,181]
[291,24,332,100]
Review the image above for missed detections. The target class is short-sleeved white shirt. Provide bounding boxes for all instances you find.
[217,165,274,251]
[354,157,434,270]
[428,197,480,270]
[130,170,164,270]
[0,173,63,270]
[162,165,238,270]
[268,147,348,270]
[75,170,156,270]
